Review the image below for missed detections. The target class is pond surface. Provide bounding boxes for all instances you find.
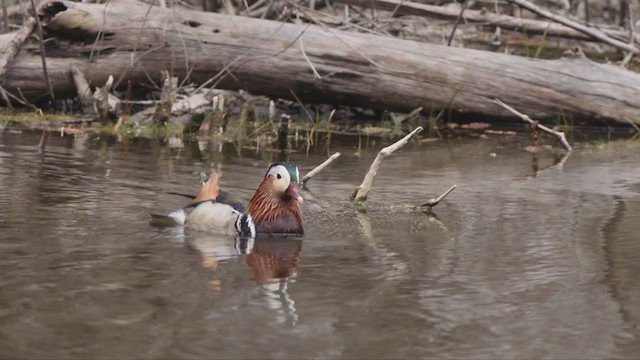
[1,126,639,359]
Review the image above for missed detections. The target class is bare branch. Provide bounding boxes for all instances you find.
[301,152,341,185]
[492,98,572,152]
[71,65,94,108]
[505,0,639,54]
[334,0,639,44]
[621,10,635,67]
[0,13,36,81]
[352,126,423,206]
[299,37,321,79]
[447,0,470,46]
[417,184,457,210]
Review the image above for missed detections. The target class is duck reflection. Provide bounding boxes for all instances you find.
[190,235,302,284]
[238,237,302,285]
[190,235,302,324]
[239,237,301,324]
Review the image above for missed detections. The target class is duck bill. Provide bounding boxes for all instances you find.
[285,183,304,204]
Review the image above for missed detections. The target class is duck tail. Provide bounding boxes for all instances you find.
[190,171,220,204]
[168,209,187,225]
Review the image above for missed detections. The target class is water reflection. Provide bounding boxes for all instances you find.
[243,237,301,324]
[188,234,302,323]
[243,237,302,285]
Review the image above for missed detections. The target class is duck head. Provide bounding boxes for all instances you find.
[247,163,304,235]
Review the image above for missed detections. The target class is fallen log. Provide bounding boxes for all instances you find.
[0,0,639,124]
[335,0,638,45]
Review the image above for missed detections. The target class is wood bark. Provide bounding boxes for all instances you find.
[0,0,639,124]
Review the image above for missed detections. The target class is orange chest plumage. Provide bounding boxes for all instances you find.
[247,177,304,235]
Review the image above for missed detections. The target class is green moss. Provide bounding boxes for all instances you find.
[0,110,81,123]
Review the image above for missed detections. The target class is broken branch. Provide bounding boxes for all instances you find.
[352,126,423,207]
[30,0,54,100]
[492,98,572,152]
[300,152,341,186]
[417,184,457,211]
[0,12,36,80]
[334,0,637,44]
[506,0,639,54]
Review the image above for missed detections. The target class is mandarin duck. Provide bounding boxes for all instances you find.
[247,163,304,236]
[163,163,304,237]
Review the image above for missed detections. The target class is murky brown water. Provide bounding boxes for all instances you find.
[1,126,639,359]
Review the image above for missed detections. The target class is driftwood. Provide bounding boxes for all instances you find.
[417,185,457,211]
[352,126,423,207]
[0,0,639,124]
[300,151,341,186]
[493,98,573,151]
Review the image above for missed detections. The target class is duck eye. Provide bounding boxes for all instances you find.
[276,173,282,179]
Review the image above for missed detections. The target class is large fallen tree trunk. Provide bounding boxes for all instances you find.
[0,0,639,124]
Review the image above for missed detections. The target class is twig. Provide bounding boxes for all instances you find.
[0,84,25,106]
[492,98,572,152]
[291,1,412,74]
[30,0,54,100]
[325,108,336,153]
[299,37,322,79]
[417,184,457,211]
[447,0,470,46]
[1,0,8,33]
[0,13,36,80]
[194,20,292,94]
[94,75,117,123]
[0,85,12,109]
[277,114,290,150]
[71,65,93,108]
[352,126,423,206]
[621,10,635,67]
[505,0,639,54]
[289,89,316,124]
[625,116,640,133]
[114,80,133,132]
[392,106,422,125]
[300,152,341,185]
[334,0,637,44]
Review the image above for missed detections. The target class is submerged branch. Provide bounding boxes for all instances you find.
[417,184,457,211]
[492,98,573,152]
[352,126,423,207]
[301,152,341,186]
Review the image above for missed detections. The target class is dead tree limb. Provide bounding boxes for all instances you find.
[29,0,54,100]
[416,184,457,211]
[334,0,637,44]
[505,0,639,54]
[352,126,423,207]
[0,12,35,80]
[300,152,341,186]
[492,98,572,151]
[446,0,470,46]
[0,10,37,108]
[71,65,93,107]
